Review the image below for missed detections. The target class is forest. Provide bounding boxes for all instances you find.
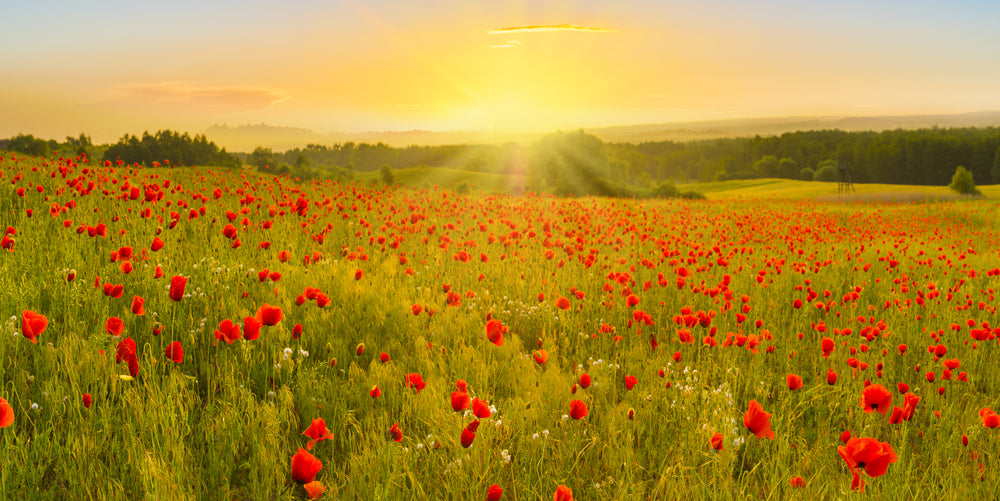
[5,126,1000,196]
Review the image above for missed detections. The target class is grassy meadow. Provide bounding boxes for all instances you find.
[2,153,1000,500]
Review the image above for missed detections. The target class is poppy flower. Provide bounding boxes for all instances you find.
[131,295,145,315]
[405,373,426,393]
[860,384,892,415]
[710,432,723,451]
[150,236,164,252]
[450,391,471,411]
[301,417,334,450]
[388,422,402,442]
[370,386,381,399]
[0,397,13,427]
[625,375,637,390]
[290,448,323,484]
[743,400,774,439]
[165,341,183,363]
[981,408,1000,428]
[486,484,503,501]
[292,323,303,340]
[826,369,837,385]
[821,337,834,357]
[533,349,548,364]
[21,310,48,344]
[902,393,920,421]
[214,319,242,345]
[555,297,571,310]
[105,316,125,336]
[115,337,139,377]
[554,484,573,501]
[169,275,187,301]
[411,304,423,316]
[303,480,326,500]
[461,426,476,448]
[786,373,803,391]
[379,352,390,363]
[243,316,262,341]
[837,437,897,490]
[255,304,283,326]
[485,318,506,347]
[356,343,365,356]
[472,397,491,419]
[82,393,92,409]
[789,476,804,488]
[569,399,588,420]
[456,379,468,393]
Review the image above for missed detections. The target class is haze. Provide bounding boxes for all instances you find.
[3,0,1000,144]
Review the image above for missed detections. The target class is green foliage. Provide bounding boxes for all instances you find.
[813,160,839,182]
[250,146,275,171]
[949,165,981,195]
[102,130,240,168]
[777,158,798,179]
[799,167,815,181]
[992,145,1000,184]
[753,155,779,177]
[380,164,395,185]
[6,134,51,157]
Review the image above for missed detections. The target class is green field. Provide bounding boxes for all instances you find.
[2,156,1000,500]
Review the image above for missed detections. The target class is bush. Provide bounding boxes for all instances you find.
[799,167,815,181]
[380,164,395,186]
[949,165,981,195]
[813,161,839,182]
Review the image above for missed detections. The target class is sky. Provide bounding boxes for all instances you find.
[3,0,1000,143]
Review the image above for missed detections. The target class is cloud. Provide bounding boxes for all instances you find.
[489,24,613,34]
[114,82,288,112]
[491,40,522,48]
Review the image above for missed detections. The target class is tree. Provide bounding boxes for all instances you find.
[799,167,815,181]
[778,158,798,179]
[753,155,779,178]
[380,164,395,186]
[250,147,275,171]
[813,159,839,182]
[949,165,981,195]
[992,145,1000,184]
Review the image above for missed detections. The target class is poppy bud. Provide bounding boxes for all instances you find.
[356,343,364,356]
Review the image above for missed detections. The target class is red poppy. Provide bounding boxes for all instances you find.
[902,393,920,421]
[255,304,283,326]
[388,422,402,442]
[214,319,242,345]
[743,400,774,439]
[461,426,476,448]
[302,417,334,450]
[0,397,13,427]
[533,349,548,364]
[625,375,637,390]
[486,484,503,501]
[292,323,303,340]
[569,399,588,420]
[485,318,506,347]
[838,437,897,491]
[379,352,390,363]
[456,379,468,393]
[243,316,262,341]
[21,310,48,344]
[554,484,573,501]
[105,316,125,337]
[860,384,892,415]
[821,337,834,357]
[169,275,187,301]
[405,373,426,393]
[555,297,571,310]
[579,373,592,389]
[444,391,469,413]
[82,393,92,409]
[150,236,164,252]
[710,432,723,451]
[303,480,326,500]
[165,341,183,363]
[115,337,139,377]
[789,476,804,488]
[370,386,381,399]
[981,408,1000,428]
[131,295,145,315]
[786,373,803,391]
[290,448,323,484]
[826,369,837,385]
[472,397,491,419]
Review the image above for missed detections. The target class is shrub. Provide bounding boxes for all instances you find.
[949,165,981,195]
[799,167,815,181]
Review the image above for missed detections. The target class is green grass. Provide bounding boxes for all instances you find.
[678,178,999,200]
[1,157,1000,499]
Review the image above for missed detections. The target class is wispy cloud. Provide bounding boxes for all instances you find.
[114,82,288,112]
[490,40,522,48]
[489,24,613,34]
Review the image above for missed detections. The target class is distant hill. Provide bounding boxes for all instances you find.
[204,111,1000,151]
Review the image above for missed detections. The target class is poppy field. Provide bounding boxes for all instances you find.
[2,152,1000,500]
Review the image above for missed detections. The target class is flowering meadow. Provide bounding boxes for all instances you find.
[2,152,1000,500]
